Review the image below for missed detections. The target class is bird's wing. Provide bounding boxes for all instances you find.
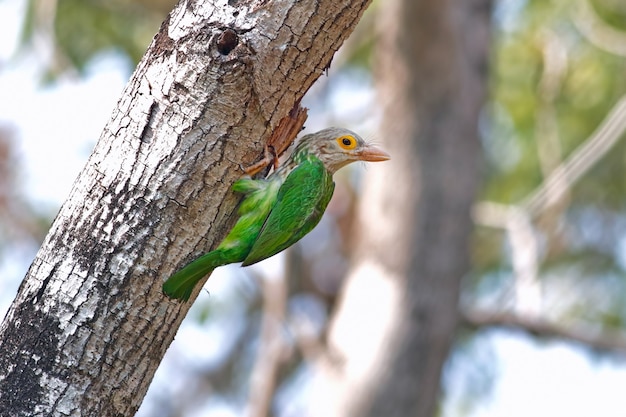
[242,157,335,266]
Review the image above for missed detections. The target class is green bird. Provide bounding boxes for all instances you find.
[163,127,390,301]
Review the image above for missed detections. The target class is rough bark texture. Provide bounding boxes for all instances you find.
[0,1,371,416]
[313,1,491,416]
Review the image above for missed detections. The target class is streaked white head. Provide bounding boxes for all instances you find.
[291,127,390,174]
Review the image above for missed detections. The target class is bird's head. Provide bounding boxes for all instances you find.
[294,127,390,174]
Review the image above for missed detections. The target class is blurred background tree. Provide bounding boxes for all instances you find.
[3,0,626,416]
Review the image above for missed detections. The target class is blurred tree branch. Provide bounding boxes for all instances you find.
[521,95,626,217]
[0,129,45,245]
[246,271,288,417]
[573,0,626,57]
[474,94,626,316]
[534,30,569,241]
[462,308,626,356]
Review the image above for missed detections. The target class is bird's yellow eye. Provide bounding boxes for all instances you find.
[337,135,357,150]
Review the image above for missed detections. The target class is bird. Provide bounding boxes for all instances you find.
[162,127,390,301]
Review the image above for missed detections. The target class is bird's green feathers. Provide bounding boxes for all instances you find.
[161,250,231,301]
[162,127,390,301]
[243,157,335,266]
[162,157,332,301]
[243,157,333,265]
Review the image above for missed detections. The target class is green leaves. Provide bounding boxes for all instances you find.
[20,0,175,80]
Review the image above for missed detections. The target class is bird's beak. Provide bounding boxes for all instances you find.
[358,145,391,162]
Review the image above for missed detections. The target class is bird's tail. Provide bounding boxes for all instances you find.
[162,251,226,301]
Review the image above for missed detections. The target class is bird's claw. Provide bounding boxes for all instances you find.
[242,144,278,177]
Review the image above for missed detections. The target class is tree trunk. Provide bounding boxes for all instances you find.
[0,1,371,416]
[312,1,491,416]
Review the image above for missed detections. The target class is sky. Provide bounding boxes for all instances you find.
[2,0,626,416]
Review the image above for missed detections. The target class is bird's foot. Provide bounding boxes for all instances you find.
[242,144,278,177]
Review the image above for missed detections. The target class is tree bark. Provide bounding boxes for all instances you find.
[0,1,371,416]
[312,1,491,416]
